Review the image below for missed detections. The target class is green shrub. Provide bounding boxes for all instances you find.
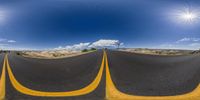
[16,52,21,55]
[82,49,88,52]
[90,48,97,51]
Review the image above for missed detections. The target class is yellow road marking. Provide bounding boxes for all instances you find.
[0,55,6,100]
[105,51,200,100]
[6,52,105,97]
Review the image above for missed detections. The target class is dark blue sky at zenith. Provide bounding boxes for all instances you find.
[0,0,200,50]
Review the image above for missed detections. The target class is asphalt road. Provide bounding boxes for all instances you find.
[107,50,200,96]
[2,50,200,99]
[6,50,105,100]
[0,53,4,76]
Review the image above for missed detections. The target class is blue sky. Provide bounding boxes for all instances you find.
[0,0,200,50]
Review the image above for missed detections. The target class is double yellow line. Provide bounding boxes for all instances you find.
[0,52,105,98]
[105,51,200,100]
[1,50,200,100]
[0,55,6,100]
[6,52,105,97]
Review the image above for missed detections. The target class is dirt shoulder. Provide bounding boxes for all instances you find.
[118,48,195,56]
[18,50,96,59]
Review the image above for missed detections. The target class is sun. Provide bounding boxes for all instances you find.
[176,8,199,24]
[179,10,197,23]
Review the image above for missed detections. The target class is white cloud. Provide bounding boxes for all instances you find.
[176,37,200,43]
[0,38,6,42]
[159,38,200,50]
[188,43,200,50]
[54,39,123,51]
[89,39,123,48]
[0,38,16,49]
[0,11,5,23]
[0,43,8,46]
[189,43,200,47]
[54,46,64,50]
[158,43,187,49]
[54,42,90,51]
[8,40,16,43]
[66,42,90,50]
[0,43,8,50]
[0,38,16,43]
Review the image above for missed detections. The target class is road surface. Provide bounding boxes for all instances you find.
[6,51,105,100]
[106,50,200,96]
[1,50,200,100]
[0,53,4,77]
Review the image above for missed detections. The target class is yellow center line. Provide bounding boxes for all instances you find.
[0,55,6,100]
[6,52,105,97]
[105,51,200,100]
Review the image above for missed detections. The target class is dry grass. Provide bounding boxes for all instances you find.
[20,50,91,59]
[118,48,194,56]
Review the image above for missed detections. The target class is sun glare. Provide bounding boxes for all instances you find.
[179,10,197,23]
[175,7,199,24]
